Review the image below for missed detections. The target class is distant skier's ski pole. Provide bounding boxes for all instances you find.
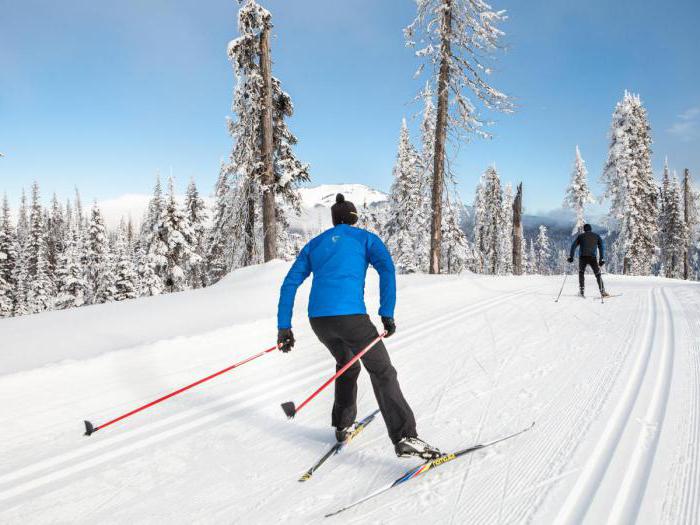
[281,333,385,419]
[83,344,279,436]
[554,273,568,302]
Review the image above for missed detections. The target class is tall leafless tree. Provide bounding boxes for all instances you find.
[405,0,513,273]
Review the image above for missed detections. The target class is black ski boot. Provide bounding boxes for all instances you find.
[335,426,352,442]
[600,290,610,298]
[394,437,441,460]
[579,288,585,298]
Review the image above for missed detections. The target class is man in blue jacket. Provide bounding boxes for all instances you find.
[567,223,609,298]
[277,194,440,459]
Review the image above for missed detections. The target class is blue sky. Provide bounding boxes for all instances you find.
[1,0,698,214]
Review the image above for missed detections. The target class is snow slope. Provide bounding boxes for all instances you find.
[1,265,699,524]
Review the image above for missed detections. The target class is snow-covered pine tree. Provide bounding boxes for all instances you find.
[206,166,232,283]
[139,175,165,270]
[113,221,139,301]
[25,182,54,313]
[184,179,208,288]
[473,166,504,274]
[46,192,67,278]
[16,189,29,247]
[659,164,688,279]
[526,238,537,274]
[0,195,17,316]
[385,119,425,273]
[683,169,699,279]
[498,183,514,274]
[222,0,309,269]
[563,146,594,234]
[535,225,552,275]
[137,247,163,297]
[405,0,513,273]
[156,178,200,293]
[73,187,85,231]
[601,91,658,275]
[86,203,114,304]
[54,226,88,309]
[441,199,473,273]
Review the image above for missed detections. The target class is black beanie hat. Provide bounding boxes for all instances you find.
[583,223,592,232]
[331,193,358,226]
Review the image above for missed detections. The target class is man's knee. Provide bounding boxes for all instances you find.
[339,360,361,379]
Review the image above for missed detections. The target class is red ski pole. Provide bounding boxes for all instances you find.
[281,333,385,419]
[84,344,279,436]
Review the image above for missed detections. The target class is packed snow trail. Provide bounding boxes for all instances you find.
[0,262,698,524]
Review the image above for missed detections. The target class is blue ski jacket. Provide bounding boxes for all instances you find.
[277,224,396,329]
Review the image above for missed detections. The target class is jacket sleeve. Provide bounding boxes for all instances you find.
[597,235,605,260]
[367,234,396,318]
[569,235,581,259]
[277,244,312,329]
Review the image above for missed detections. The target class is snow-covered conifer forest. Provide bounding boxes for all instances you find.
[1,1,699,319]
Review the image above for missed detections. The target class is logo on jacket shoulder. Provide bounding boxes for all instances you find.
[332,235,340,243]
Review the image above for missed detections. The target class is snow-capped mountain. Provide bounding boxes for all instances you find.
[298,184,387,209]
[290,184,388,233]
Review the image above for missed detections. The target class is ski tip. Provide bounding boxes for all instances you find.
[281,401,296,419]
[83,420,96,437]
[298,472,312,482]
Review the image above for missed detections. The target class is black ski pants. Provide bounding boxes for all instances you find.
[579,256,604,292]
[309,314,417,444]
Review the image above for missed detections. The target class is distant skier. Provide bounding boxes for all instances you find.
[277,194,440,460]
[567,223,609,297]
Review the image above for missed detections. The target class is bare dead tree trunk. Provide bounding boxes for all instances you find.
[429,0,452,275]
[684,168,691,280]
[512,182,523,275]
[259,23,277,262]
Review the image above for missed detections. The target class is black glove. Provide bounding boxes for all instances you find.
[381,317,396,338]
[599,260,605,266]
[567,257,574,263]
[277,329,295,353]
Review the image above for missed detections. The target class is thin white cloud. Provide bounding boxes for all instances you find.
[668,106,700,142]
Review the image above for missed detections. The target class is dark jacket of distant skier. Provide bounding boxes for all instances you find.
[569,226,605,261]
[276,194,440,460]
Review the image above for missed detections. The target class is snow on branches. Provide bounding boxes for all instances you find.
[405,0,514,140]
[601,91,658,275]
[563,146,594,235]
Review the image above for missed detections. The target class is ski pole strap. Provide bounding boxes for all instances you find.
[290,333,385,417]
[84,344,279,436]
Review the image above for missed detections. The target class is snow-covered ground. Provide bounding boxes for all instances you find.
[1,264,699,524]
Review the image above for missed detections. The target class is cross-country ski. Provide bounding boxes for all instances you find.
[2,0,699,524]
[298,409,380,482]
[325,422,535,517]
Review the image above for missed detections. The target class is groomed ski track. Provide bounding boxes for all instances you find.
[0,262,698,524]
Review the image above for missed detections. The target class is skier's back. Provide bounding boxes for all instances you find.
[568,224,608,297]
[277,193,439,459]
